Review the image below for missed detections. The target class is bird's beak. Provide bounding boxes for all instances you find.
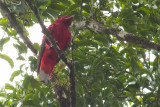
[64,16,74,26]
[65,15,74,20]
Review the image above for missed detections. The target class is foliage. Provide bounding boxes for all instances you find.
[1,0,160,106]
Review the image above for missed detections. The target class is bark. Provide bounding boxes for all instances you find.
[72,20,160,52]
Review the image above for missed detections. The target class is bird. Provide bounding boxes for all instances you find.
[37,16,74,84]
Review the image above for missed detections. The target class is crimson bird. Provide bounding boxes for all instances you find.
[37,16,74,83]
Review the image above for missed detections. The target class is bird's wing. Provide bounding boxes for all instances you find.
[63,32,71,51]
[37,24,53,75]
[37,37,47,75]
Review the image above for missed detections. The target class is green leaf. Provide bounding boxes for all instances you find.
[137,7,150,17]
[16,55,25,61]
[49,3,66,11]
[75,39,97,47]
[24,93,33,101]
[6,28,17,37]
[0,92,6,98]
[126,83,140,93]
[29,76,41,90]
[23,75,40,90]
[29,56,37,71]
[0,18,8,26]
[5,83,14,90]
[112,99,120,107]
[10,70,22,82]
[0,53,14,68]
[42,6,58,18]
[130,57,139,72]
[20,64,25,70]
[0,37,10,51]
[23,74,30,90]
[13,41,28,54]
[32,43,40,50]
[11,0,26,13]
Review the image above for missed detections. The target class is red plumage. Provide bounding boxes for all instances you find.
[37,16,73,83]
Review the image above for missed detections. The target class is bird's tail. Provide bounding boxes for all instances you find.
[39,70,49,84]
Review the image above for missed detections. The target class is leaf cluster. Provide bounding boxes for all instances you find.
[1,0,160,106]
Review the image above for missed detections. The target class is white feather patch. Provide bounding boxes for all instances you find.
[39,70,49,84]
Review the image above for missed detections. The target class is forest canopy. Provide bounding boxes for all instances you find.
[0,0,160,107]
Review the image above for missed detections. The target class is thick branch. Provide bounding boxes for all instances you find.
[122,33,160,51]
[0,1,37,55]
[69,61,76,107]
[72,21,160,51]
[25,0,76,107]
[50,73,70,107]
[54,84,70,107]
[25,0,70,67]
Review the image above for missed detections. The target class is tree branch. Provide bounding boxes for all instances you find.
[25,0,76,107]
[25,0,70,67]
[0,1,37,55]
[51,73,70,107]
[72,20,160,51]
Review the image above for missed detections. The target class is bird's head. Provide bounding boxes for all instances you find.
[54,16,74,27]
